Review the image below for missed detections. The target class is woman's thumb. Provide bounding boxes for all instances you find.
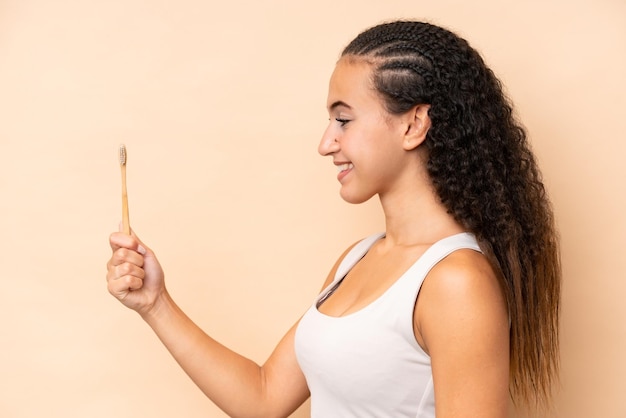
[117,222,147,255]
[130,229,148,255]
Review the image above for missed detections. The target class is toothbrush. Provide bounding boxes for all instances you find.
[119,144,131,235]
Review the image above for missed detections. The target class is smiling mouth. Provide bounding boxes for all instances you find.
[337,163,354,172]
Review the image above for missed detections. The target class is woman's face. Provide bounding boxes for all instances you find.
[318,58,417,204]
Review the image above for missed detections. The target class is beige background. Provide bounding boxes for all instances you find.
[0,0,624,417]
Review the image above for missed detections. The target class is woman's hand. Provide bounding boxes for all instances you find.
[106,229,166,317]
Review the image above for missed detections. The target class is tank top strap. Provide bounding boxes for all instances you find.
[392,232,483,302]
[412,232,482,274]
[334,232,386,281]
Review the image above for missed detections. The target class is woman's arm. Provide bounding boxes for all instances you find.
[106,231,309,418]
[414,249,510,418]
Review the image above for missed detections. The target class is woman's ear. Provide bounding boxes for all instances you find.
[403,104,431,151]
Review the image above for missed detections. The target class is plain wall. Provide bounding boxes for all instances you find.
[1,0,624,417]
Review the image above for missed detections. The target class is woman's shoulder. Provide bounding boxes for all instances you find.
[423,248,503,310]
[415,248,508,353]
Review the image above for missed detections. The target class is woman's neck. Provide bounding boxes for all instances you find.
[378,180,465,248]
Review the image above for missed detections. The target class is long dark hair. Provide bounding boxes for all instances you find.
[343,20,561,409]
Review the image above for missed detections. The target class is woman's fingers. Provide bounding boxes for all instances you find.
[107,252,143,284]
[107,231,147,294]
[109,246,145,269]
[109,231,147,255]
[115,259,146,280]
[108,271,143,296]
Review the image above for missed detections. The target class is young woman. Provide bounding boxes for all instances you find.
[106,20,561,417]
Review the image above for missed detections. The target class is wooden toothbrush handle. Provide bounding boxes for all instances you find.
[121,164,130,235]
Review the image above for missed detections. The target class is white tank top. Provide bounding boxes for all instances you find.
[294,232,481,418]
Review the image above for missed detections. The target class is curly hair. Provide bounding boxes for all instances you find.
[342,20,561,409]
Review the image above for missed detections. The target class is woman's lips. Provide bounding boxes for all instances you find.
[336,163,353,181]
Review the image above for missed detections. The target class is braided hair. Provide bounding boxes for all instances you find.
[343,21,561,409]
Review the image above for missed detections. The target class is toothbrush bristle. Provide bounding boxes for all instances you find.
[119,144,127,165]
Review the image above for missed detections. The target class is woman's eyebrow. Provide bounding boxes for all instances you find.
[328,100,352,111]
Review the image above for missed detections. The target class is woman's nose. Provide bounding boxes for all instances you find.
[318,125,339,156]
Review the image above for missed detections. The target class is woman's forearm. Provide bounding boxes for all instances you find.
[141,291,271,418]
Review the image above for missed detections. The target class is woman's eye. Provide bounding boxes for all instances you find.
[335,118,350,126]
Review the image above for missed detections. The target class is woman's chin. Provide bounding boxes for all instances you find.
[339,188,375,205]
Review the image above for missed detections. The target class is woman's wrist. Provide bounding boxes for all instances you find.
[140,288,175,325]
